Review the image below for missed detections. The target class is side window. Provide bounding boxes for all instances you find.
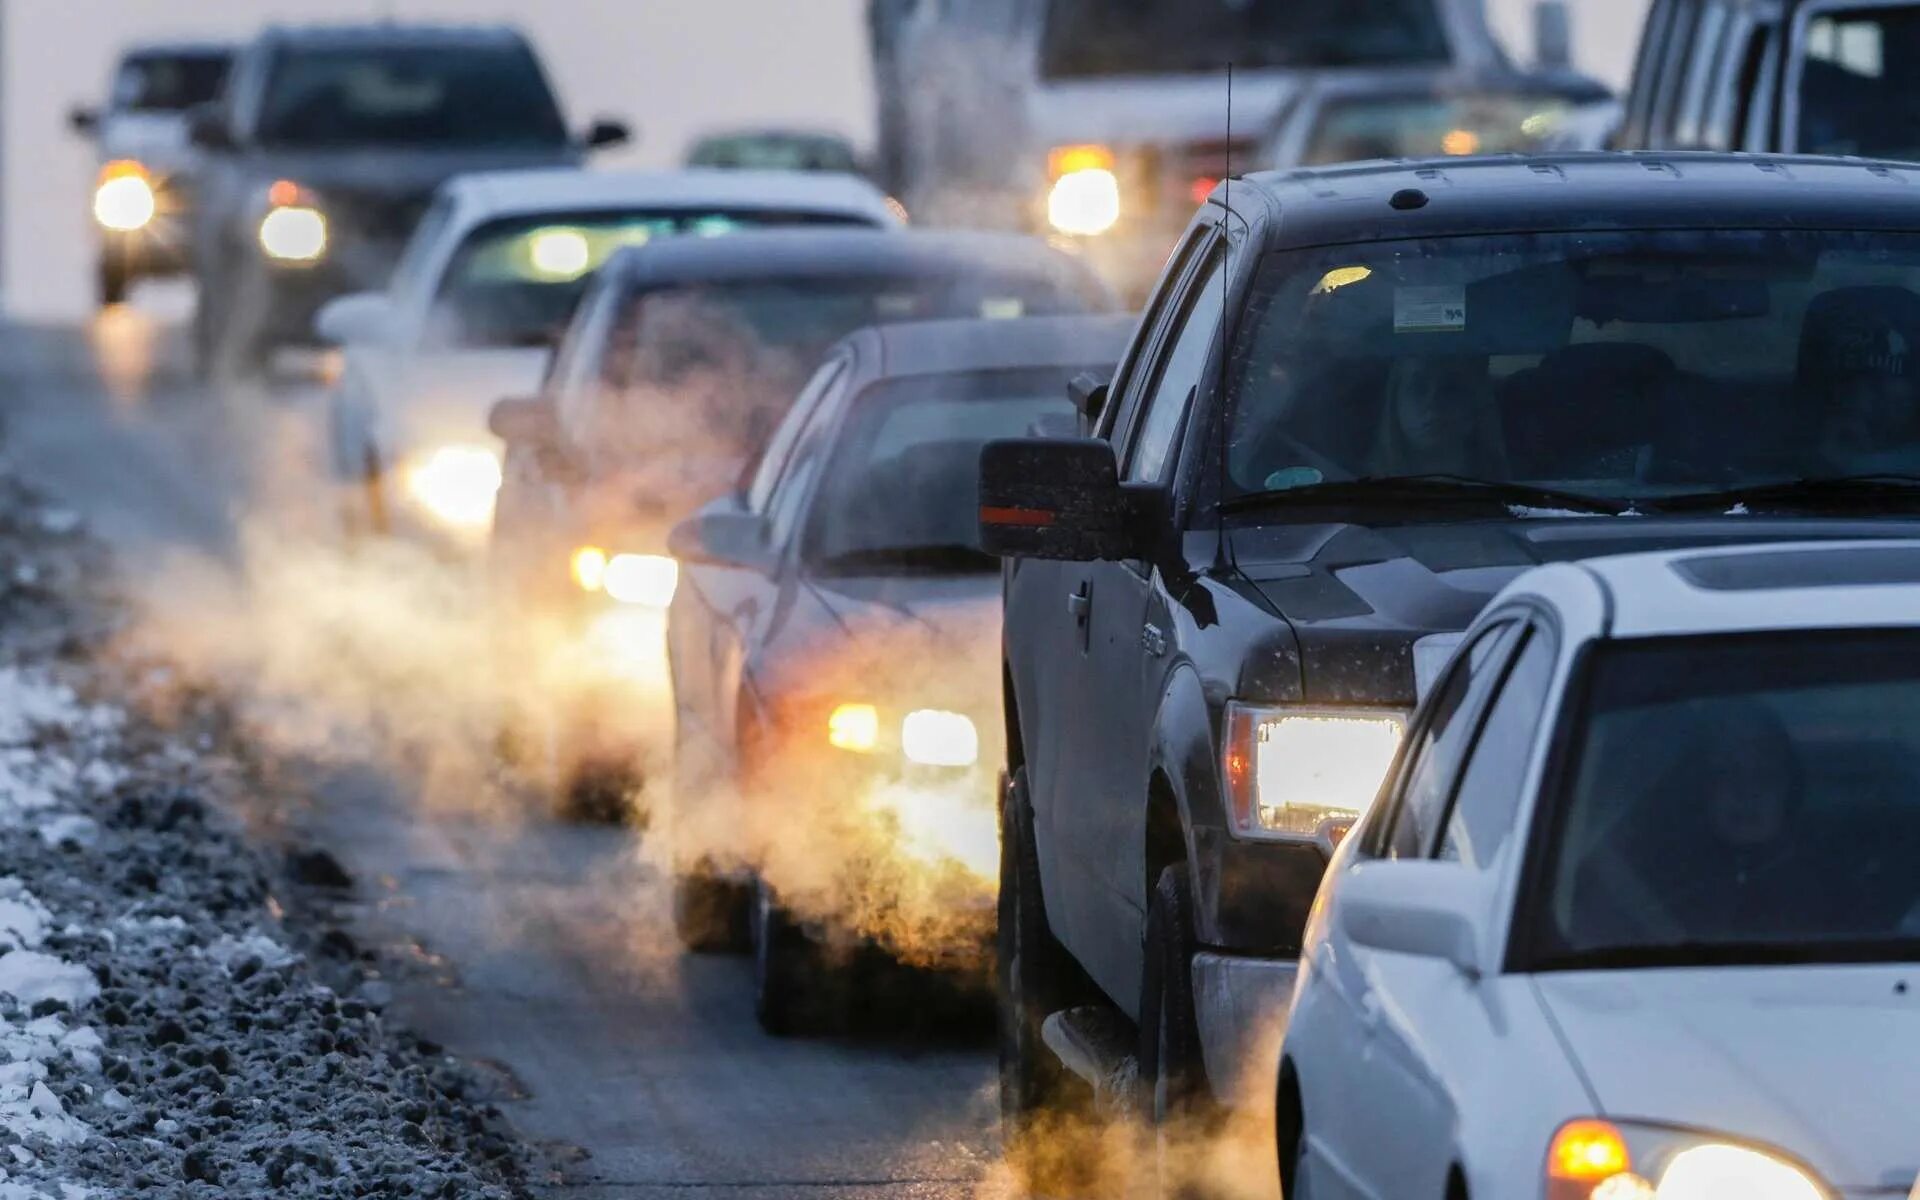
[1125,250,1227,482]
[1739,21,1782,148]
[1098,231,1208,441]
[1702,16,1762,150]
[1438,627,1557,871]
[1651,5,1706,145]
[1622,0,1681,143]
[747,358,848,513]
[551,282,621,446]
[1673,3,1731,146]
[1378,622,1521,860]
[765,424,831,551]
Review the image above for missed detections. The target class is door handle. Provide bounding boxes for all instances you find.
[1066,585,1091,622]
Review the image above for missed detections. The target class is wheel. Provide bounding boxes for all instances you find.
[749,874,841,1036]
[96,257,130,307]
[671,864,749,953]
[1140,862,1220,1197]
[554,754,644,825]
[1277,1071,1310,1200]
[998,768,1097,1191]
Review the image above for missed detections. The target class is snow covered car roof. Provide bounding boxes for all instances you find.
[438,167,901,230]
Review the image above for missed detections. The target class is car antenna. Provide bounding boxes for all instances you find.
[1212,63,1234,575]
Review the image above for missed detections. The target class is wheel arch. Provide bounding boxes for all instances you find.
[1143,663,1214,916]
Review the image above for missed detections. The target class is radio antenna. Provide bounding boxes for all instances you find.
[1212,63,1234,575]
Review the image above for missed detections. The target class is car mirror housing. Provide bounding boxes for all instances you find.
[68,106,100,136]
[313,292,396,346]
[978,437,1158,562]
[667,505,772,571]
[585,118,632,150]
[1338,860,1485,979]
[487,396,558,446]
[1068,372,1110,428]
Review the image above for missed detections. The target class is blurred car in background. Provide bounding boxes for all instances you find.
[187,22,628,377]
[485,229,1115,819]
[870,0,1514,299]
[685,128,866,176]
[317,168,901,545]
[70,41,234,306]
[1616,0,1920,157]
[665,315,1133,1032]
[1263,69,1611,168]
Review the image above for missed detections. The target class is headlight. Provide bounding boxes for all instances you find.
[93,161,156,232]
[1046,143,1121,237]
[901,709,978,768]
[1222,704,1405,843]
[527,227,592,280]
[1546,1119,1830,1200]
[602,554,678,608]
[258,182,326,262]
[401,445,501,531]
[828,703,881,754]
[571,546,609,592]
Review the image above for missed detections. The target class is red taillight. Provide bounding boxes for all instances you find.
[1191,176,1220,205]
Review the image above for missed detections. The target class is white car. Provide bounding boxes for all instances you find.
[1280,539,1920,1200]
[314,167,901,544]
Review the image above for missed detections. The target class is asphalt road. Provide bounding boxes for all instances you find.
[0,296,1001,1198]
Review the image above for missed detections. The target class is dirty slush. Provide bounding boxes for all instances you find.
[0,466,531,1198]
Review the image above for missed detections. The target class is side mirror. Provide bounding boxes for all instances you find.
[68,106,99,136]
[313,292,396,346]
[1338,861,1486,979]
[978,437,1158,562]
[667,505,772,570]
[585,118,632,150]
[187,104,233,151]
[1533,0,1573,71]
[487,395,558,445]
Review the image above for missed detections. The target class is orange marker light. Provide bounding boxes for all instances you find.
[1048,143,1116,179]
[267,179,302,207]
[1550,1119,1631,1183]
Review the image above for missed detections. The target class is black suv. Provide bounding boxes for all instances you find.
[1616,0,1920,157]
[187,23,626,375]
[981,152,1920,1182]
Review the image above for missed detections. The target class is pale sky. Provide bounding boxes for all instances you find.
[2,0,1650,320]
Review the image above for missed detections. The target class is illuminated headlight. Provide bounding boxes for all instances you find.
[93,162,156,232]
[1546,1119,1829,1200]
[828,703,880,754]
[402,445,501,531]
[259,206,327,262]
[602,553,678,608]
[1048,168,1121,237]
[528,227,591,280]
[1222,704,1404,843]
[902,709,979,768]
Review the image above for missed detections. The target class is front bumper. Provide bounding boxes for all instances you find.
[245,236,408,346]
[1192,950,1299,1110]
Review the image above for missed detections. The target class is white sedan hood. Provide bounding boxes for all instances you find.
[1533,966,1920,1192]
[387,348,551,460]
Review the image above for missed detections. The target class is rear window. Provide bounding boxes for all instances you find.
[1799,6,1920,159]
[256,42,566,148]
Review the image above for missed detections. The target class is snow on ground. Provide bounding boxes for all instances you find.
[0,471,530,1198]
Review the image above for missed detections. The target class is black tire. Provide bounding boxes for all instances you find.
[556,755,644,826]
[749,874,841,1036]
[671,864,749,953]
[998,768,1095,1189]
[97,257,130,307]
[1140,862,1220,1197]
[1276,1069,1307,1200]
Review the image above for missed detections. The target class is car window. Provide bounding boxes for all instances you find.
[1651,3,1707,144]
[1125,249,1226,482]
[1704,16,1766,150]
[1099,230,1207,441]
[255,42,566,148]
[748,357,849,513]
[1622,0,1681,144]
[766,422,834,550]
[1673,2,1731,145]
[388,195,458,313]
[1439,626,1556,871]
[550,280,622,447]
[1378,622,1521,860]
[1797,6,1920,158]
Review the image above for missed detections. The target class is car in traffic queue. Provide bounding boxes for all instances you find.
[977,152,1920,1187]
[485,229,1116,818]
[316,167,900,546]
[665,314,1134,1034]
[1615,0,1920,158]
[186,22,628,377]
[1281,540,1920,1200]
[70,41,234,306]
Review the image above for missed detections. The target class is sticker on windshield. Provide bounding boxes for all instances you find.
[1394,285,1467,333]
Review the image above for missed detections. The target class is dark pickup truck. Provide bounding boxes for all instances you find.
[981,152,1920,1182]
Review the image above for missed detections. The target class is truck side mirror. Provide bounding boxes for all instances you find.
[585,118,632,150]
[68,106,100,136]
[487,396,557,445]
[978,438,1158,562]
[668,503,772,571]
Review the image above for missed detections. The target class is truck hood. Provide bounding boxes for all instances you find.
[387,348,551,458]
[241,144,579,198]
[1533,967,1920,1194]
[99,113,196,172]
[1229,515,1920,704]
[1026,72,1298,148]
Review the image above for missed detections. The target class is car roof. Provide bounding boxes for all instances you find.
[1230,153,1920,251]
[861,315,1136,380]
[121,41,234,60]
[1555,541,1920,640]
[441,168,897,226]
[603,229,1108,294]
[257,23,530,50]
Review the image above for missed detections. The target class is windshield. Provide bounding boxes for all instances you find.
[1040,0,1450,78]
[687,133,860,173]
[1300,92,1585,165]
[256,43,566,148]
[805,369,1085,570]
[112,52,229,113]
[1798,6,1920,159]
[425,211,876,350]
[1527,630,1920,970]
[585,271,1099,462]
[1228,230,1920,508]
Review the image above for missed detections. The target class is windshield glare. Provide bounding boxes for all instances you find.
[1531,631,1920,969]
[1229,230,1920,504]
[806,369,1083,569]
[113,54,229,113]
[1799,7,1920,159]
[1040,0,1449,78]
[1302,93,1582,165]
[257,44,566,148]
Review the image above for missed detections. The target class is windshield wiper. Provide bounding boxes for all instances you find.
[1220,474,1632,516]
[814,544,1000,574]
[1651,474,1920,512]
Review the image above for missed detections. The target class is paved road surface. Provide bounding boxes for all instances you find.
[0,301,1000,1198]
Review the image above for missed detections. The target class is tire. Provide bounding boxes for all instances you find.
[1277,1071,1309,1200]
[1140,862,1220,1198]
[998,768,1096,1190]
[97,257,130,307]
[749,874,841,1036]
[671,864,749,953]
